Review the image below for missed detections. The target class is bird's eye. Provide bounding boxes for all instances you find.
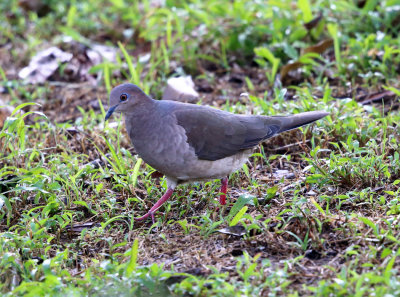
[120,93,128,101]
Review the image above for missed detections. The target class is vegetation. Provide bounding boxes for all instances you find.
[1,0,400,296]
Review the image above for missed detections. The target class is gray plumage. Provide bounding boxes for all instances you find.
[105,83,328,221]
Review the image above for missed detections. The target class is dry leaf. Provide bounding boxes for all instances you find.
[218,225,246,237]
[280,39,333,81]
[19,47,73,84]
[357,90,396,105]
[303,39,334,55]
[304,12,323,30]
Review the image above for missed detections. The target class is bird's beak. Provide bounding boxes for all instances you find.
[105,104,118,121]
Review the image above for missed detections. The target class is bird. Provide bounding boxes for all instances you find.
[105,83,328,223]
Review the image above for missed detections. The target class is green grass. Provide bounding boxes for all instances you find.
[1,0,400,296]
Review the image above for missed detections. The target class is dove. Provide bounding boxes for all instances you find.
[105,83,328,222]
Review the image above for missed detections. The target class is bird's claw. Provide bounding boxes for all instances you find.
[134,187,174,224]
[134,211,156,224]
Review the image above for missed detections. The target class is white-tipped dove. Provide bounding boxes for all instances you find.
[105,83,329,222]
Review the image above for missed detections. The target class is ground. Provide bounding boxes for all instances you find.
[1,1,400,296]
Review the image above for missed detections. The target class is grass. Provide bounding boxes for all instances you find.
[1,0,400,296]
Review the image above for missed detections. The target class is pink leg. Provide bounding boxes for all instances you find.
[135,188,174,223]
[219,177,228,205]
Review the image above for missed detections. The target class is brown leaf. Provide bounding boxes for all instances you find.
[19,0,51,17]
[280,61,304,82]
[367,48,383,60]
[303,39,334,55]
[357,90,397,105]
[304,12,323,30]
[356,0,367,8]
[280,39,334,81]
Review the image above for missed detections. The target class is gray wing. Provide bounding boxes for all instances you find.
[174,107,280,161]
[174,106,329,161]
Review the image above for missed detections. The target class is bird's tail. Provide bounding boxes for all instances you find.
[274,111,329,133]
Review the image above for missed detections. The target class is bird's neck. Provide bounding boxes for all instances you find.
[124,99,159,135]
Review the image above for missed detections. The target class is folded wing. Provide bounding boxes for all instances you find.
[174,107,328,161]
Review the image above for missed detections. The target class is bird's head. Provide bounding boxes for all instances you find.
[105,83,150,120]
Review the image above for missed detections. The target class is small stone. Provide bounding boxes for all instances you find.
[162,76,199,102]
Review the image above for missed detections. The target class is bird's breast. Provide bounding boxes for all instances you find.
[125,114,196,176]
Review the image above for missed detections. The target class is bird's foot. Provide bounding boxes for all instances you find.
[219,177,228,205]
[134,211,156,224]
[134,188,174,223]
